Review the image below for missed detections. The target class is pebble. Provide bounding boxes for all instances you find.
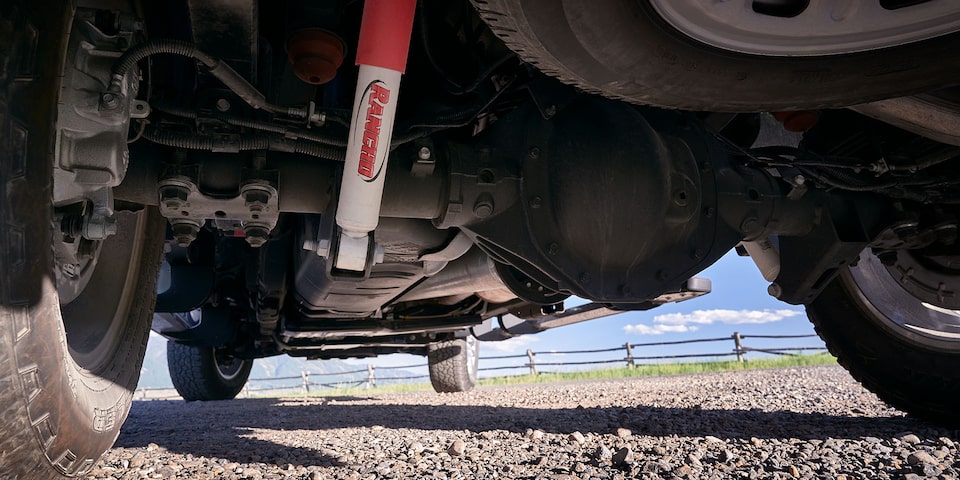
[447,440,466,457]
[83,366,957,480]
[594,445,613,461]
[612,447,634,466]
[908,451,938,466]
[900,434,921,445]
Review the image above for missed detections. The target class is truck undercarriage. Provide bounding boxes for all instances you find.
[3,0,960,476]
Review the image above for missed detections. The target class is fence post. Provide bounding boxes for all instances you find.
[301,371,310,394]
[367,364,376,388]
[243,383,249,399]
[526,349,538,376]
[733,332,744,362]
[624,342,635,368]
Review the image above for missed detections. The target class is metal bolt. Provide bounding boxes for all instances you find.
[529,196,542,209]
[82,213,118,240]
[418,146,432,161]
[172,222,200,247]
[528,147,541,159]
[243,189,271,214]
[100,92,121,110]
[473,193,495,219]
[544,105,558,118]
[548,243,560,255]
[216,98,231,112]
[244,225,270,248]
[160,185,190,211]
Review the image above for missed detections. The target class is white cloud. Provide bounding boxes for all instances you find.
[481,335,540,353]
[623,309,804,335]
[623,324,699,335]
[653,309,802,326]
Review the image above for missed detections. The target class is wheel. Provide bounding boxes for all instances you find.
[806,249,960,426]
[0,2,164,477]
[167,341,254,401]
[427,336,479,393]
[472,0,960,111]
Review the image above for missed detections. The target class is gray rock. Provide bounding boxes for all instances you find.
[900,434,922,445]
[88,366,959,480]
[908,450,938,466]
[594,445,613,461]
[612,447,634,466]
[447,440,466,457]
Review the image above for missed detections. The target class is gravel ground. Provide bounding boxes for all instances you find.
[87,365,960,479]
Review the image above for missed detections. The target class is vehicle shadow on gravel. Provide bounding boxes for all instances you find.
[114,398,957,467]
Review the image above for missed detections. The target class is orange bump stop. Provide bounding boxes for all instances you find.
[286,28,346,85]
[772,110,821,133]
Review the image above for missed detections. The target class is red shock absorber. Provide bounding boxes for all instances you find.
[334,0,417,272]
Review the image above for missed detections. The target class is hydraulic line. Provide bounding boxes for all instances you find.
[154,103,347,147]
[143,128,346,161]
[111,39,309,119]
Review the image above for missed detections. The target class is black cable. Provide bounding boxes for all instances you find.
[113,39,216,79]
[143,128,346,162]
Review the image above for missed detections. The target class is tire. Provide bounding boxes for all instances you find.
[0,2,165,477]
[427,336,479,393]
[806,250,960,426]
[472,0,960,111]
[167,341,253,401]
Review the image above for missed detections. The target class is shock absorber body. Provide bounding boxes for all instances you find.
[334,0,417,272]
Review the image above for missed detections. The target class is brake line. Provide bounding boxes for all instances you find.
[110,39,314,121]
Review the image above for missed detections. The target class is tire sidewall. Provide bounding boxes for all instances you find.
[167,341,253,401]
[428,337,478,393]
[1,2,163,476]
[477,0,960,110]
[808,269,960,424]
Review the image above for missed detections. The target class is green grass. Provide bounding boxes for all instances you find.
[290,352,837,398]
[476,352,836,387]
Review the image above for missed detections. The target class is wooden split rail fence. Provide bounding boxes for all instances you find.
[135,332,826,400]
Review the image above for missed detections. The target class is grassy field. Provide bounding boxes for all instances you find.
[303,352,837,397]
